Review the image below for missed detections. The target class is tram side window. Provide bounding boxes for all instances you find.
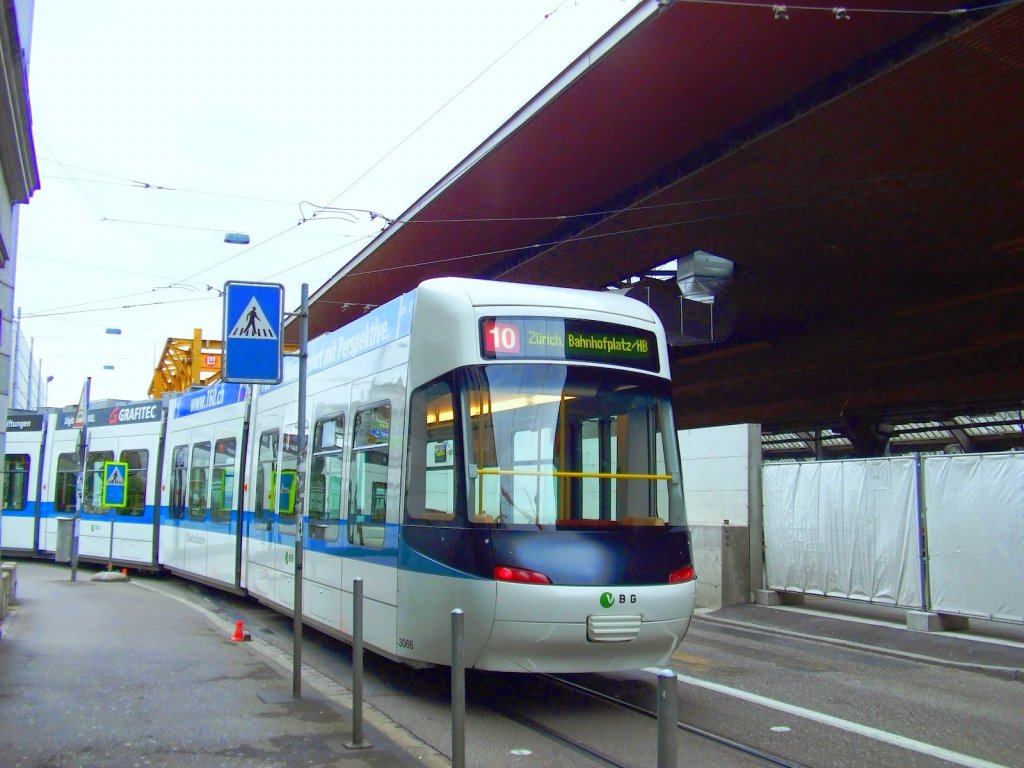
[570,389,675,524]
[278,428,301,524]
[609,397,672,523]
[467,369,561,526]
[466,366,677,527]
[168,446,187,520]
[2,454,30,511]
[254,430,278,529]
[349,403,390,548]
[84,450,115,514]
[407,380,457,522]
[188,442,211,521]
[309,414,344,541]
[55,453,79,513]
[118,449,148,517]
[211,438,236,524]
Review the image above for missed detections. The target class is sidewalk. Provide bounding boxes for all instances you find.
[699,595,1024,682]
[0,560,445,768]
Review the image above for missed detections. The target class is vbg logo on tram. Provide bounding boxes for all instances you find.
[600,592,637,608]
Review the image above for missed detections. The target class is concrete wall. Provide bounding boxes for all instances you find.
[688,524,750,609]
[679,424,761,609]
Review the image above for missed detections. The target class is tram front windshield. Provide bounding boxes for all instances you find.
[463,365,683,528]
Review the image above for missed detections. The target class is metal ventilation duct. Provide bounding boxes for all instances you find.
[677,250,733,304]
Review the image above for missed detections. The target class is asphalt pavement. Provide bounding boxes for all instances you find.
[697,595,1024,681]
[2,560,1022,768]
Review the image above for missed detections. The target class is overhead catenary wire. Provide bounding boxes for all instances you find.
[21,295,217,320]
[22,159,1007,322]
[34,0,1015,286]
[105,0,587,302]
[20,159,1012,322]
[38,141,107,220]
[37,159,301,206]
[21,2,614,322]
[308,0,583,221]
[28,0,1013,326]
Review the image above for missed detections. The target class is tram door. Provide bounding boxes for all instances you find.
[77,442,151,564]
[246,428,279,600]
[275,422,302,607]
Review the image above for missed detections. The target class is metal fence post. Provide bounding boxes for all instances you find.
[345,577,370,749]
[914,453,932,612]
[657,668,678,768]
[451,609,465,768]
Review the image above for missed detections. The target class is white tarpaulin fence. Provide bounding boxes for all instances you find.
[762,452,1024,623]
[924,452,1024,623]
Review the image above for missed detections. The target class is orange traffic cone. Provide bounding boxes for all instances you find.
[230,620,251,642]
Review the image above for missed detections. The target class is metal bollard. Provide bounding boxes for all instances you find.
[451,609,465,768]
[657,668,678,767]
[345,577,370,749]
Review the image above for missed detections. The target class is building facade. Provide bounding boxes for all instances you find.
[0,0,40,459]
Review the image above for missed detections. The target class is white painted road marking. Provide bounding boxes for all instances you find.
[648,668,1011,768]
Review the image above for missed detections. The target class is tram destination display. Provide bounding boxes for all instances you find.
[480,317,659,372]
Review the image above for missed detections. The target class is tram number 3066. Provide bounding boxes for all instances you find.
[398,637,415,650]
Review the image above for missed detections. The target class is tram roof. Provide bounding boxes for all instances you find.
[293,1,1024,435]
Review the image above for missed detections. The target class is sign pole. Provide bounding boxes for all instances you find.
[221,279,299,686]
[73,377,91,583]
[101,461,129,574]
[290,284,309,698]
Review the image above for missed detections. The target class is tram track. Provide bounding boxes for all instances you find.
[548,674,808,768]
[476,701,633,768]
[469,669,810,768]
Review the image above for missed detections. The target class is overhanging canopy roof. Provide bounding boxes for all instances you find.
[294,0,1024,434]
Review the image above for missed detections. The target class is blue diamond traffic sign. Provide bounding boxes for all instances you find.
[223,281,284,383]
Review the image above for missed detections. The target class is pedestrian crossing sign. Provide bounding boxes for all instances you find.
[222,281,284,383]
[102,461,130,508]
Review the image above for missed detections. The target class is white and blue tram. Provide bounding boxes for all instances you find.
[1,410,51,554]
[38,401,165,566]
[3,278,696,672]
[159,383,250,590]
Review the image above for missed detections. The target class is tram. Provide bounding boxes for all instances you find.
[0,410,50,554]
[38,401,165,567]
[3,278,696,672]
[159,382,250,589]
